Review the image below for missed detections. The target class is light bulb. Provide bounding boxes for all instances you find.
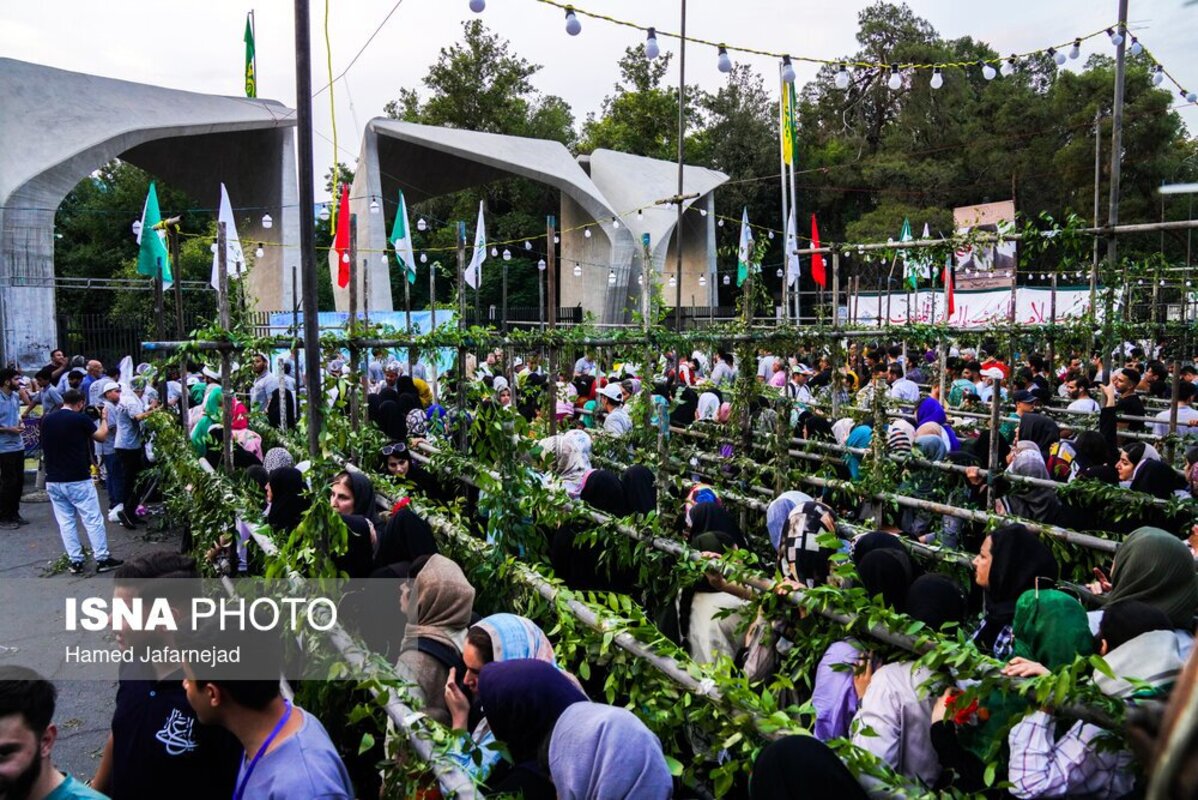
[524,240,532,250]
[637,275,643,286]
[722,275,730,286]
[835,63,850,90]
[930,68,943,89]
[469,0,485,12]
[261,213,273,229]
[781,55,795,84]
[380,253,389,265]
[537,258,547,271]
[1188,91,1198,104]
[572,263,582,277]
[319,205,330,222]
[645,27,659,60]
[636,210,644,220]
[1069,39,1081,60]
[767,230,774,240]
[1108,28,1123,47]
[608,270,616,285]
[776,268,784,277]
[718,219,724,227]
[1129,37,1142,57]
[981,61,996,81]
[699,275,707,286]
[341,252,349,263]
[1152,66,1164,86]
[584,228,592,238]
[210,242,218,254]
[1001,57,1016,77]
[1049,48,1065,66]
[502,248,512,261]
[420,252,427,263]
[668,275,677,287]
[717,45,732,73]
[612,218,620,229]
[887,64,902,91]
[554,235,560,244]
[255,244,265,258]
[131,219,142,237]
[699,208,707,217]
[417,217,427,232]
[1138,279,1144,285]
[565,7,581,36]
[369,197,380,214]
[490,246,498,257]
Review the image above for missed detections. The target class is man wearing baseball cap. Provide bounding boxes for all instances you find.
[786,364,815,405]
[599,383,632,437]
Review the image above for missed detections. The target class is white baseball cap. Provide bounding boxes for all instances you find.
[980,367,1004,380]
[101,381,121,394]
[598,384,624,403]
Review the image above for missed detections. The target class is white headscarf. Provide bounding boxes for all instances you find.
[832,417,856,447]
[696,392,720,421]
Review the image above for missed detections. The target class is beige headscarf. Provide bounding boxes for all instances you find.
[401,555,475,653]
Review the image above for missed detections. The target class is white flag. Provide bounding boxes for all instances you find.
[464,201,486,290]
[391,189,416,285]
[785,207,801,287]
[210,183,246,290]
[735,207,755,287]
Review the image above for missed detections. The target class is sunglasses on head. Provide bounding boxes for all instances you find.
[382,443,409,457]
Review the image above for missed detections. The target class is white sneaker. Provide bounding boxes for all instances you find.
[107,504,124,523]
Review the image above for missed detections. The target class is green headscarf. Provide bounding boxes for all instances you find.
[1106,527,1198,628]
[580,399,597,430]
[189,385,223,457]
[963,589,1094,761]
[189,382,206,405]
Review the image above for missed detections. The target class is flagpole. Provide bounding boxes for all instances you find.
[777,63,790,323]
[673,0,687,331]
[788,154,799,322]
[249,10,257,94]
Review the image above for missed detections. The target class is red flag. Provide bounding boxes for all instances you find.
[943,255,955,320]
[333,182,351,288]
[810,214,826,288]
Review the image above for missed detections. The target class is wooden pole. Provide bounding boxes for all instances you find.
[456,222,468,454]
[547,216,558,437]
[673,0,688,331]
[171,228,184,339]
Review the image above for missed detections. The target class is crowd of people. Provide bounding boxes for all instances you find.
[6,334,1198,798]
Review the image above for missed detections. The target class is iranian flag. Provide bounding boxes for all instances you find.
[332,183,351,288]
[735,207,755,287]
[810,214,826,288]
[136,182,173,287]
[390,189,416,284]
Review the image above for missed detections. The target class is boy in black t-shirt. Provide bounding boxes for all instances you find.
[89,553,241,799]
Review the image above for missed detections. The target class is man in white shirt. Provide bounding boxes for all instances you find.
[709,351,737,387]
[886,364,920,404]
[599,383,632,437]
[248,353,280,413]
[1065,375,1100,414]
[573,352,596,377]
[786,365,815,405]
[756,351,776,382]
[1153,381,1198,438]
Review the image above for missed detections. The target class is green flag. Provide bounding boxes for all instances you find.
[899,217,917,290]
[735,207,755,287]
[390,190,416,284]
[136,182,172,285]
[244,15,256,98]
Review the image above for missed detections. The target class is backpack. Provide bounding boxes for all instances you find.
[1046,440,1077,483]
[403,637,471,696]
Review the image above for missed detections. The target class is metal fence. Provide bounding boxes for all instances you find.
[54,311,274,366]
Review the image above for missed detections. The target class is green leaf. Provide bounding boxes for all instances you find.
[664,755,684,777]
[358,732,376,756]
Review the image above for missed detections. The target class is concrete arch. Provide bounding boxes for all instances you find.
[0,58,298,365]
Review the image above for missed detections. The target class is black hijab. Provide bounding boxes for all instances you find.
[802,413,835,442]
[345,471,377,518]
[620,465,657,515]
[856,548,916,612]
[1017,413,1060,462]
[367,393,383,425]
[579,470,628,517]
[267,467,309,532]
[851,531,907,565]
[395,376,418,398]
[336,514,376,578]
[378,401,407,442]
[375,508,439,570]
[749,735,869,800]
[971,428,1010,468]
[670,387,699,428]
[1131,459,1187,499]
[245,465,269,493]
[905,574,967,632]
[688,501,744,547]
[975,523,1058,654]
[377,387,400,406]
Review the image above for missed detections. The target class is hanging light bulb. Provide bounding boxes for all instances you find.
[717,219,724,227]
[781,55,796,84]
[255,243,265,258]
[1137,278,1144,285]
[887,64,902,91]
[835,63,850,90]
[502,248,512,261]
[1187,90,1198,104]
[1107,27,1123,47]
[607,269,616,285]
[380,253,388,265]
[468,0,485,12]
[537,258,547,271]
[524,240,532,250]
[319,204,331,222]
[717,45,732,74]
[564,7,581,36]
[572,263,582,277]
[210,242,218,254]
[1069,39,1081,60]
[637,274,644,286]
[420,252,428,263]
[636,209,644,221]
[416,217,427,232]
[131,219,142,237]
[1001,56,1017,77]
[1129,37,1142,57]
[341,252,350,263]
[930,68,944,89]
[699,208,707,217]
[584,227,592,238]
[612,218,620,229]
[369,197,380,214]
[554,235,560,244]
[668,275,677,287]
[490,246,498,257]
[981,61,996,81]
[1152,66,1164,86]
[767,230,774,240]
[722,274,731,286]
[645,27,660,60]
[261,213,273,229]
[1049,48,1065,66]
[699,275,707,286]
[775,268,784,277]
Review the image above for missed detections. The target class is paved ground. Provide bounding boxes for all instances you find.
[0,482,180,783]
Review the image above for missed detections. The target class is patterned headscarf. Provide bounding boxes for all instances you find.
[780,500,837,586]
[474,613,557,663]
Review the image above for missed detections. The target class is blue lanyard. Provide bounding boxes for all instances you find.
[234,700,292,800]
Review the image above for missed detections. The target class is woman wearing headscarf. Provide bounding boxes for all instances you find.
[374,507,439,569]
[189,384,224,457]
[801,413,835,442]
[261,446,295,475]
[832,417,856,448]
[849,574,968,790]
[749,735,868,800]
[397,392,428,439]
[551,470,635,593]
[442,618,576,786]
[620,465,657,516]
[856,548,916,613]
[1071,429,1118,484]
[844,423,874,480]
[915,397,960,451]
[329,470,377,521]
[377,400,408,443]
[394,554,476,727]
[996,441,1062,524]
[681,530,750,665]
[780,500,838,587]
[694,391,721,423]
[1017,412,1060,464]
[969,523,1059,659]
[538,430,593,498]
[670,386,699,428]
[266,466,309,533]
[548,703,673,800]
[687,500,743,548]
[1117,441,1189,500]
[766,491,813,552]
[1095,527,1198,630]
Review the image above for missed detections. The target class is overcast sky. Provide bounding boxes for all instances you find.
[3,0,1195,202]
